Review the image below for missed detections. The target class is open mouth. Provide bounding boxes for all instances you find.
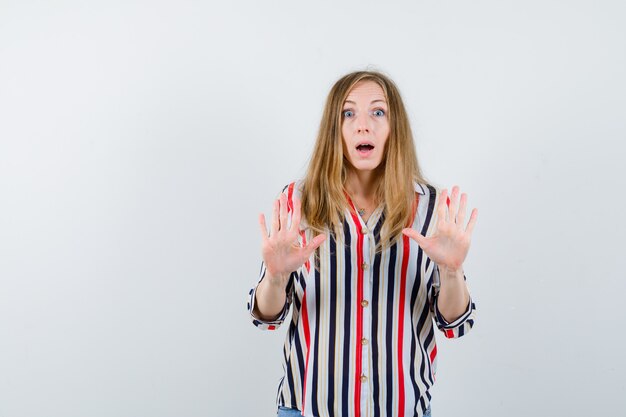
[356,144,375,152]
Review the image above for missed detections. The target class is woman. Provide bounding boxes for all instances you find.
[248,70,478,417]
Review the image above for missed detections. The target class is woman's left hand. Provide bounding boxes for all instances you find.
[402,186,478,271]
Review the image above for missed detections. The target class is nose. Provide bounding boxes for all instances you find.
[355,112,371,134]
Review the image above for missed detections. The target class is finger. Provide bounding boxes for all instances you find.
[457,193,467,226]
[270,198,280,236]
[279,193,288,232]
[290,196,302,233]
[449,185,460,224]
[302,233,326,258]
[259,214,269,242]
[465,208,478,236]
[402,228,426,246]
[438,189,449,224]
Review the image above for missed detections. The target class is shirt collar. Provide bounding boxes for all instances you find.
[414,182,427,195]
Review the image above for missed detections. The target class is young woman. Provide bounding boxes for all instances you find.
[248,71,478,417]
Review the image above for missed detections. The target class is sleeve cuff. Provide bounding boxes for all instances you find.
[247,284,290,331]
[246,265,294,331]
[433,297,476,339]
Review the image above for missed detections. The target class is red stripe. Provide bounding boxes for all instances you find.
[289,183,310,273]
[345,194,364,417]
[445,329,454,339]
[429,343,438,382]
[301,292,311,411]
[397,234,409,416]
[295,183,309,411]
[287,182,295,213]
[268,325,276,330]
[429,343,437,364]
[300,230,310,272]
[396,194,419,416]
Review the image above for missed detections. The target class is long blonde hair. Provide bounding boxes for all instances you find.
[301,70,426,247]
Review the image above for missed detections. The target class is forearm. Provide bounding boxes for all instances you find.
[253,272,289,321]
[437,266,470,323]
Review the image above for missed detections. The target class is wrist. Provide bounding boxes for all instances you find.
[439,265,464,280]
[265,270,290,288]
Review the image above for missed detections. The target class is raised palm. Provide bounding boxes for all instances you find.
[402,186,477,271]
[259,193,326,285]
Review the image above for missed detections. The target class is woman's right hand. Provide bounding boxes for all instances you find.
[259,193,326,288]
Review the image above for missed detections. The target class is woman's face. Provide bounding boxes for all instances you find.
[341,80,390,173]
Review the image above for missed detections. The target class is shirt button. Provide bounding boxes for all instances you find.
[361,338,368,346]
[361,262,368,270]
[361,300,369,307]
[361,227,368,234]
[360,375,368,383]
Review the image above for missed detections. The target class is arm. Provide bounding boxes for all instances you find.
[403,186,478,336]
[248,190,325,329]
[247,264,294,330]
[253,271,290,321]
[437,266,470,323]
[429,265,476,338]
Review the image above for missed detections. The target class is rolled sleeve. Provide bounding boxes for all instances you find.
[430,266,477,339]
[433,296,476,339]
[246,181,301,330]
[246,262,294,331]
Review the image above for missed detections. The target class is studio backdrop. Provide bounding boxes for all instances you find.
[0,1,624,416]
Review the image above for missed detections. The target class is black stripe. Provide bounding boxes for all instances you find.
[311,254,322,417]
[409,248,424,413]
[341,220,352,417]
[423,326,436,385]
[422,186,437,294]
[419,395,427,415]
[292,324,305,399]
[284,320,298,407]
[278,376,285,405]
[416,300,433,387]
[423,326,435,352]
[385,242,397,417]
[300,272,307,292]
[327,231,338,416]
[415,222,435,389]
[371,217,383,417]
[422,185,437,236]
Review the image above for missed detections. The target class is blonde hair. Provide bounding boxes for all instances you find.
[301,70,426,248]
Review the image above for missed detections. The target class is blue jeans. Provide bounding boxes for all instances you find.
[277,406,432,416]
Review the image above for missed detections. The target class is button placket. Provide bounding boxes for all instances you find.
[360,223,372,410]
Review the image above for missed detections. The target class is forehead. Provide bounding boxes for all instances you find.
[344,80,386,103]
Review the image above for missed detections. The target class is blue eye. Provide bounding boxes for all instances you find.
[373,109,386,117]
[343,110,354,118]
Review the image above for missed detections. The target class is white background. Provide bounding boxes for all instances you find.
[1,1,625,416]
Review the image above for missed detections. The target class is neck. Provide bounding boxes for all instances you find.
[344,168,380,199]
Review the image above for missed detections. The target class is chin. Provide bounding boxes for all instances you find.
[350,159,384,172]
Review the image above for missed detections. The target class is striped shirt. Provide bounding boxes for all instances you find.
[247,181,476,417]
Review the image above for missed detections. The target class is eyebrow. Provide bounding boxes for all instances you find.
[343,99,387,105]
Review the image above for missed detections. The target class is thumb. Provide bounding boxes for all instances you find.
[302,234,326,259]
[402,228,427,247]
